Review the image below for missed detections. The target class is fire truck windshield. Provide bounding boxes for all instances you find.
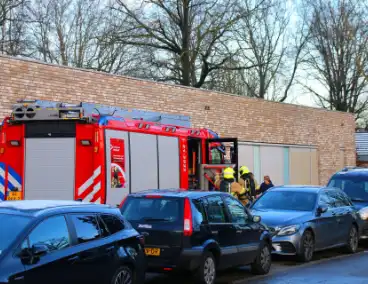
[0,214,32,255]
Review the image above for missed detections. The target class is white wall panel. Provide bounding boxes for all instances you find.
[260,146,284,186]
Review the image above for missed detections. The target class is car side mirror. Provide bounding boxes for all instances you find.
[17,248,32,264]
[245,203,251,209]
[31,244,48,257]
[316,205,328,215]
[252,215,261,223]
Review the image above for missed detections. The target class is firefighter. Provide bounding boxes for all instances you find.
[215,167,248,206]
[239,165,260,202]
[214,170,222,190]
[217,167,235,193]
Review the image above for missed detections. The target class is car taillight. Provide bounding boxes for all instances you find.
[183,198,193,236]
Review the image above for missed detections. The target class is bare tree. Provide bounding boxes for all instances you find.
[301,0,368,117]
[109,0,264,88]
[204,58,249,94]
[26,0,138,74]
[227,0,310,101]
[0,0,26,54]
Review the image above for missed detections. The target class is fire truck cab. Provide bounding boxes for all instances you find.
[0,100,238,206]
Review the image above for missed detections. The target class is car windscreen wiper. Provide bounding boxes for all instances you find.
[351,198,367,202]
[142,217,172,222]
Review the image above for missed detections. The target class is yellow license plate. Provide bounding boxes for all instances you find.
[144,248,160,256]
[7,191,22,200]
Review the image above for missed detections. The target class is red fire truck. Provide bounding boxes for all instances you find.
[0,100,238,205]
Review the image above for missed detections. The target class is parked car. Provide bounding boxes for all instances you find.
[0,200,146,284]
[249,186,361,262]
[327,167,368,239]
[120,189,272,284]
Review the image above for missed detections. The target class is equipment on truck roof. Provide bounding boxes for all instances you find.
[10,100,191,126]
[0,100,238,205]
[12,101,84,121]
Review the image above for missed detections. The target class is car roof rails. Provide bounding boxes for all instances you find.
[341,166,366,172]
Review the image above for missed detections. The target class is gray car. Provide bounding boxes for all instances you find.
[250,185,361,262]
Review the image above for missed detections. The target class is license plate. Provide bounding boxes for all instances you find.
[144,248,160,256]
[7,191,22,200]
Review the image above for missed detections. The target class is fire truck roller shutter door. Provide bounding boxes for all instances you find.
[24,138,75,200]
[105,130,130,205]
[157,136,180,189]
[130,133,159,193]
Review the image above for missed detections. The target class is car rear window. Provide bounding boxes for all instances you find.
[121,196,183,223]
[99,214,125,235]
[328,176,368,202]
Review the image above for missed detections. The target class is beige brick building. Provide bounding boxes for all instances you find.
[0,55,356,185]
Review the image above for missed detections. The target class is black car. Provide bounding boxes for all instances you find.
[327,167,368,239]
[250,186,361,262]
[0,200,146,284]
[120,189,272,284]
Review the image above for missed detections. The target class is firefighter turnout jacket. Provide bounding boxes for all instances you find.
[238,166,260,199]
[215,178,249,206]
[239,173,259,198]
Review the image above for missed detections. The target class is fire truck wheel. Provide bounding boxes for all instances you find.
[111,265,134,284]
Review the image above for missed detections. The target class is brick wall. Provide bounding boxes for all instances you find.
[0,55,356,184]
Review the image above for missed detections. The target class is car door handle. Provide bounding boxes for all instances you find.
[14,276,24,281]
[238,224,250,229]
[236,230,242,234]
[67,255,79,263]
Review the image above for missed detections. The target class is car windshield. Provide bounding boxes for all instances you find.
[121,196,183,223]
[327,176,368,202]
[0,214,31,255]
[252,190,317,211]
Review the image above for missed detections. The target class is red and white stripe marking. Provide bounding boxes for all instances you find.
[78,166,102,204]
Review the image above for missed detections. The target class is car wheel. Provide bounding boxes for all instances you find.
[195,251,216,284]
[111,266,134,284]
[297,230,314,263]
[250,242,271,275]
[345,225,359,254]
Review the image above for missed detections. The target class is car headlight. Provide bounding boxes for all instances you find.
[276,225,301,236]
[358,207,368,220]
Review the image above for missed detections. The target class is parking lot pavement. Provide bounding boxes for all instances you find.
[243,250,368,284]
[144,244,368,284]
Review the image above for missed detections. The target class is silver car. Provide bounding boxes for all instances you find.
[250,185,361,262]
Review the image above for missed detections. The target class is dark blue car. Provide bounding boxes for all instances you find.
[327,167,368,239]
[0,200,146,284]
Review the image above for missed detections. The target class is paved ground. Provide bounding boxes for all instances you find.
[243,251,368,284]
[145,243,368,284]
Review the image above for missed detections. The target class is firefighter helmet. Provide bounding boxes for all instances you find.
[239,166,250,176]
[223,167,235,179]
